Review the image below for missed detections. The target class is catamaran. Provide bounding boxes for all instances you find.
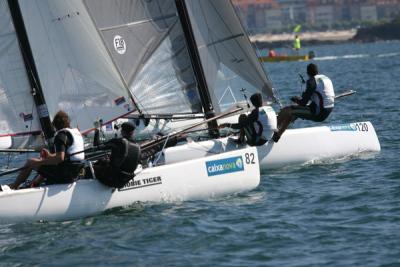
[108,0,380,170]
[0,0,264,222]
[0,146,260,223]
[0,0,380,171]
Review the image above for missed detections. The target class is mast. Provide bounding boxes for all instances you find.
[175,0,219,138]
[7,0,54,142]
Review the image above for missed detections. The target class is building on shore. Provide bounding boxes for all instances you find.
[232,0,400,33]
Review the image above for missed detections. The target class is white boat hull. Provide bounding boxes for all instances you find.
[162,121,381,171]
[0,147,259,223]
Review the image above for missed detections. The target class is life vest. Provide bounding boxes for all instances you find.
[55,128,85,161]
[311,74,335,110]
[294,37,301,49]
[118,138,140,174]
[246,108,277,146]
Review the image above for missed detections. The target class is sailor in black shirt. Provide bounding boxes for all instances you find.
[94,122,140,188]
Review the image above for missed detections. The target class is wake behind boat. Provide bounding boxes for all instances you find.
[0,146,260,223]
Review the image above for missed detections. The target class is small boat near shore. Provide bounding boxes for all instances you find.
[0,147,260,223]
[259,51,315,62]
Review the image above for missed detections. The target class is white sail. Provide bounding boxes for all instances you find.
[0,1,43,149]
[184,0,276,113]
[84,0,203,115]
[18,0,138,135]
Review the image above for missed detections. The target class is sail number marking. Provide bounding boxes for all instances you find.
[355,123,368,132]
[114,35,126,55]
[245,153,256,164]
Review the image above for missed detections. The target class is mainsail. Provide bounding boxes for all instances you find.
[84,0,203,116]
[1,0,276,149]
[0,1,43,149]
[184,0,276,113]
[18,0,139,134]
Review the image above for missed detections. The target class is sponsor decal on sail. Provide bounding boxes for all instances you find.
[123,103,131,111]
[206,156,244,177]
[105,123,113,131]
[19,112,33,122]
[114,96,126,106]
[118,176,162,191]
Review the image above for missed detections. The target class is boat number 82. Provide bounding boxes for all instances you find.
[245,153,256,164]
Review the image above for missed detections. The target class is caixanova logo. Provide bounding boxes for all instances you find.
[205,156,244,177]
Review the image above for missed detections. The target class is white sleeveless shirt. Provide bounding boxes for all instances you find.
[311,74,335,109]
[253,107,277,140]
[55,128,84,161]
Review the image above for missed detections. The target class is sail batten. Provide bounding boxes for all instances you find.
[99,13,178,31]
[200,33,245,48]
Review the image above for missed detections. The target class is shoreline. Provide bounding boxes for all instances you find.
[250,29,357,48]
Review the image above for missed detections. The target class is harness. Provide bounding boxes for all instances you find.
[244,110,268,146]
[119,138,140,176]
[113,138,141,188]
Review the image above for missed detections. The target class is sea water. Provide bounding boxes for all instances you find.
[0,41,399,266]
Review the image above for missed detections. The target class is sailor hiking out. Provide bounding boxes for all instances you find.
[272,63,335,142]
[93,122,141,189]
[2,111,85,190]
[219,93,277,146]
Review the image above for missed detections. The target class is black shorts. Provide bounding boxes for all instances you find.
[93,164,133,188]
[291,104,332,122]
[38,162,84,185]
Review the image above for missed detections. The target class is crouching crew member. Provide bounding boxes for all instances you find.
[219,93,277,146]
[94,122,140,188]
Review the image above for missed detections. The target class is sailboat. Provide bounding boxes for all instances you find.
[0,0,380,171]
[259,51,315,63]
[0,0,262,222]
[132,0,380,170]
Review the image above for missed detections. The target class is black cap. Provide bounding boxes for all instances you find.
[121,121,135,132]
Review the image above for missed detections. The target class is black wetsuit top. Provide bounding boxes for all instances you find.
[96,137,140,188]
[298,77,317,106]
[53,131,73,154]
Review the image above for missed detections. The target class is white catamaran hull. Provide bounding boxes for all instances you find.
[162,121,380,171]
[0,147,259,223]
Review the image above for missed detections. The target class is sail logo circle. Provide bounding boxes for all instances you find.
[236,158,243,168]
[114,35,126,55]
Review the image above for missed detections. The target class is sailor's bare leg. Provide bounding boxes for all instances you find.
[9,159,37,189]
[273,107,293,142]
[30,175,44,187]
